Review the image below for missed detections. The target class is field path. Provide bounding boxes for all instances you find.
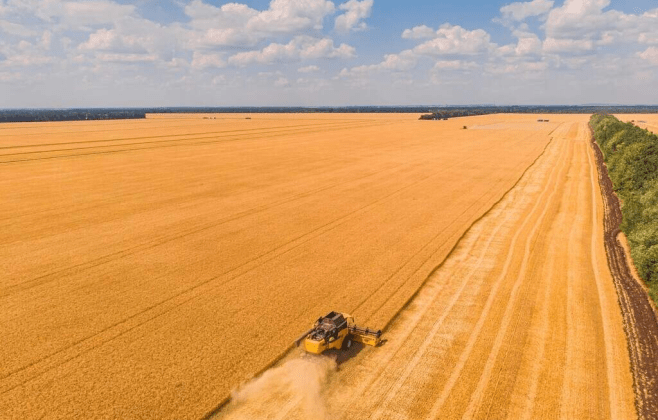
[217,117,637,420]
[1,114,559,419]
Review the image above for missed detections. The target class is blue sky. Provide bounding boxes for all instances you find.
[0,0,657,107]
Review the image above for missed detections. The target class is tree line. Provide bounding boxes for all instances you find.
[0,109,145,123]
[591,113,658,302]
[2,106,658,124]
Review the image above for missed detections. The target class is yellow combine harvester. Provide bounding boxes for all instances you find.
[295,311,382,354]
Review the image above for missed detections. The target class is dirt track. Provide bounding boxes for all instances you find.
[589,124,658,419]
[1,114,557,419]
[217,118,638,419]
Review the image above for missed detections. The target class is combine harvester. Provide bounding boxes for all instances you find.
[295,311,382,354]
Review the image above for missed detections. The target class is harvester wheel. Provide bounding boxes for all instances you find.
[346,339,352,349]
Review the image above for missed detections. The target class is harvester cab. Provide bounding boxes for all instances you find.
[295,311,382,355]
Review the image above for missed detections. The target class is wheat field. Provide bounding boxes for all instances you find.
[1,113,632,419]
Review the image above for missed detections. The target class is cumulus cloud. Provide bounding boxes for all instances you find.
[338,64,376,78]
[379,50,417,70]
[2,0,658,106]
[298,64,320,73]
[0,38,54,67]
[500,0,554,21]
[40,30,52,49]
[187,0,337,48]
[78,28,145,53]
[274,76,290,87]
[338,48,416,77]
[340,22,496,79]
[638,46,658,65]
[228,36,355,66]
[185,0,258,31]
[3,53,53,66]
[8,0,137,30]
[401,25,436,40]
[95,53,157,63]
[412,24,494,56]
[247,0,335,33]
[433,60,478,70]
[512,28,542,55]
[58,1,136,29]
[335,0,373,33]
[191,51,226,70]
[544,0,616,38]
[543,37,594,53]
[0,19,35,36]
[485,59,548,75]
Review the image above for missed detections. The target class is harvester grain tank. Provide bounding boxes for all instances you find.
[295,311,382,354]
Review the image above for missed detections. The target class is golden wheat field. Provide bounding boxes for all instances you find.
[615,114,658,133]
[218,116,636,420]
[0,114,634,419]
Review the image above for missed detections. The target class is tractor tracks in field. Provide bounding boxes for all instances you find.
[589,125,658,420]
[0,120,384,164]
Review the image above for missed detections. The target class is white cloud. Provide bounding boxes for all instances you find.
[95,52,157,63]
[194,27,260,48]
[185,1,259,47]
[0,71,22,81]
[78,28,143,52]
[379,50,416,70]
[513,29,542,55]
[298,64,320,73]
[543,37,594,53]
[77,16,187,64]
[274,76,290,87]
[433,60,478,70]
[8,0,136,30]
[40,30,52,49]
[0,36,55,67]
[500,0,554,21]
[4,53,53,66]
[639,30,658,45]
[228,36,355,66]
[544,0,627,39]
[0,19,35,36]
[245,0,335,33]
[191,51,226,70]
[228,41,297,66]
[338,64,376,78]
[59,1,136,29]
[485,59,548,75]
[341,23,494,78]
[1,0,658,107]
[338,48,416,76]
[185,1,258,31]
[638,46,658,65]
[335,0,373,33]
[188,0,336,48]
[401,25,436,40]
[413,24,494,56]
[300,37,355,59]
